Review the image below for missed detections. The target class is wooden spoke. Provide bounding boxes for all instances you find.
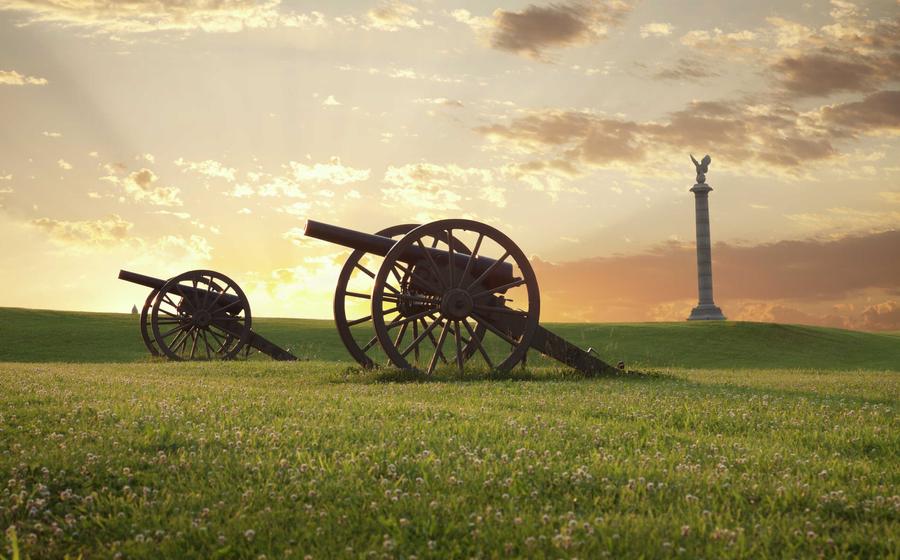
[158,308,180,319]
[344,291,371,300]
[460,233,484,287]
[347,315,372,327]
[201,329,213,359]
[427,319,450,375]
[412,321,420,362]
[189,329,199,360]
[463,319,493,369]
[394,321,409,349]
[465,250,510,291]
[207,283,231,308]
[159,322,189,340]
[420,317,449,364]
[360,335,379,353]
[453,320,464,374]
[354,262,376,279]
[400,316,442,358]
[385,308,437,331]
[167,327,191,351]
[416,238,448,291]
[162,293,179,310]
[446,229,455,288]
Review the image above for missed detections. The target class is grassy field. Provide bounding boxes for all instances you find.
[2,307,899,370]
[0,362,897,559]
[0,308,897,558]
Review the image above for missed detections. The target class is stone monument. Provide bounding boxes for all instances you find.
[687,154,726,321]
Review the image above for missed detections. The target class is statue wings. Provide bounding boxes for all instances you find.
[690,154,712,170]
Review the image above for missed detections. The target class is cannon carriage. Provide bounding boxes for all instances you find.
[119,269,296,361]
[307,218,620,376]
[119,218,620,375]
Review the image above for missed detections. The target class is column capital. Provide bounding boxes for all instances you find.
[690,183,713,194]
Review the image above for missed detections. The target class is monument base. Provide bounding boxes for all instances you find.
[688,303,726,321]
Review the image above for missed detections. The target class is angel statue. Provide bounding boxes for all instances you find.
[691,154,711,184]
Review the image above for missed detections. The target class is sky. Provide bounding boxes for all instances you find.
[0,0,898,330]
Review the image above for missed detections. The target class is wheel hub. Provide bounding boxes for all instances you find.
[441,288,473,320]
[193,309,212,328]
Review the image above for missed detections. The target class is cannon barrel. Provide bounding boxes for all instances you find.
[118,269,242,307]
[303,220,517,289]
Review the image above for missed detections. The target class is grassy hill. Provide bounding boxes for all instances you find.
[1,307,897,370]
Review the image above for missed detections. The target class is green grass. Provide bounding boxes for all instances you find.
[1,307,898,370]
[1,308,897,558]
[0,362,897,559]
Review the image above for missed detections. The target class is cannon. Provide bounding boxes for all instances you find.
[306,218,620,375]
[118,269,296,361]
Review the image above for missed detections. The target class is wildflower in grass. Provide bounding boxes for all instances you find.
[244,529,256,541]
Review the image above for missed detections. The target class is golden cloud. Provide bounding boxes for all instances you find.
[174,158,236,182]
[101,167,183,207]
[455,1,632,60]
[367,0,430,31]
[30,214,134,247]
[0,0,325,34]
[381,162,504,211]
[0,69,47,85]
[476,90,900,173]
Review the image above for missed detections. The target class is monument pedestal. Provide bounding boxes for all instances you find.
[688,182,726,321]
[688,303,726,321]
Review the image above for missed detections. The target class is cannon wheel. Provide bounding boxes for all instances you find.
[370,219,539,375]
[139,288,161,356]
[334,224,485,368]
[151,270,252,361]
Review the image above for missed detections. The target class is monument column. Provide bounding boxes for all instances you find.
[687,155,725,321]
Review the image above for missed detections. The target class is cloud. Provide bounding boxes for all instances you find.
[102,166,183,206]
[414,97,465,108]
[42,131,61,138]
[639,22,672,38]
[764,8,900,98]
[0,69,47,85]
[457,1,632,60]
[531,230,900,328]
[651,58,720,82]
[817,90,900,136]
[289,157,369,185]
[57,159,72,170]
[367,1,430,31]
[785,206,900,235]
[772,50,897,98]
[380,162,504,212]
[679,28,758,55]
[322,95,341,106]
[29,213,214,265]
[226,157,369,201]
[857,300,900,331]
[30,214,134,247]
[282,226,313,247]
[0,0,326,34]
[337,64,463,84]
[476,91,900,173]
[174,158,236,182]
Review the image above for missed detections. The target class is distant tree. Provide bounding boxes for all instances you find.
[131,304,138,315]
